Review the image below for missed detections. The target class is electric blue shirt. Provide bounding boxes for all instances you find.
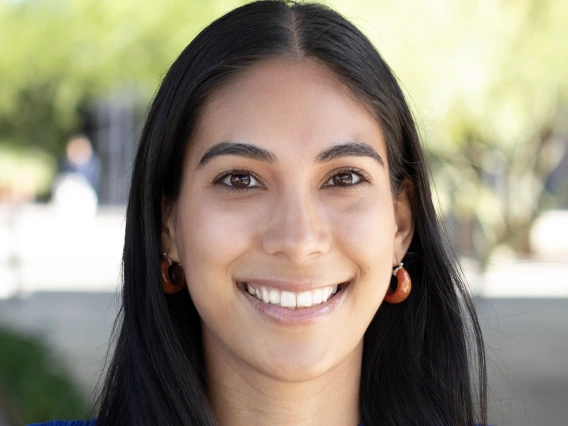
[29,423,360,426]
[29,420,488,425]
[28,422,97,426]
[30,422,361,426]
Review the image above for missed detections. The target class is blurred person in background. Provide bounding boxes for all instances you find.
[30,1,489,425]
[60,135,100,193]
[52,135,100,219]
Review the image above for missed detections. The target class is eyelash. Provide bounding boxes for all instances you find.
[212,167,372,193]
[213,167,263,193]
[322,167,373,189]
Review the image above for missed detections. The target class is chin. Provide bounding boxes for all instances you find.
[250,342,342,382]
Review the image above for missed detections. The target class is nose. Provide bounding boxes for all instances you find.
[260,187,331,264]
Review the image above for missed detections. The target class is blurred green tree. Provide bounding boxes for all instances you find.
[421,0,568,266]
[0,0,239,154]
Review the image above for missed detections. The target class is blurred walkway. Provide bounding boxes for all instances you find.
[0,204,125,298]
[477,298,568,425]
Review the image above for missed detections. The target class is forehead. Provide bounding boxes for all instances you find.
[190,58,385,160]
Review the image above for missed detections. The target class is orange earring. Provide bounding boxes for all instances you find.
[161,253,186,294]
[384,261,411,304]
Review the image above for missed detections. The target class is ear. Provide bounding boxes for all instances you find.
[161,195,181,262]
[393,178,414,265]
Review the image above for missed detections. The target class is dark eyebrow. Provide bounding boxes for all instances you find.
[196,141,384,169]
[196,142,277,169]
[315,142,384,167]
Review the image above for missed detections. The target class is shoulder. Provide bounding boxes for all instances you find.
[27,420,97,426]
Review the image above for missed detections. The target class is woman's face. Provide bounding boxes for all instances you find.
[163,58,413,382]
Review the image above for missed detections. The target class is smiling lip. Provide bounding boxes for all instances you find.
[238,278,348,293]
[236,280,351,326]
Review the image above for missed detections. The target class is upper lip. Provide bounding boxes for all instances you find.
[236,278,351,293]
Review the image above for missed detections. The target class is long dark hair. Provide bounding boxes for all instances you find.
[95,1,487,425]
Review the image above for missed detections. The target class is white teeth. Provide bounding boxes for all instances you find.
[321,287,330,302]
[280,291,296,308]
[296,291,312,307]
[269,289,280,304]
[312,288,323,304]
[243,283,344,309]
[261,287,270,304]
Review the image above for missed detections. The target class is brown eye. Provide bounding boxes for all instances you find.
[325,171,362,187]
[334,172,354,185]
[220,172,261,189]
[230,174,251,187]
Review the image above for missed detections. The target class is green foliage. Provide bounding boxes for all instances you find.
[0,145,57,199]
[0,327,88,424]
[0,0,241,154]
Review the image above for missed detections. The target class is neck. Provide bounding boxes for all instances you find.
[205,337,362,426]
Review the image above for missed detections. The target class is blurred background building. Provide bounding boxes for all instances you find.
[0,0,567,424]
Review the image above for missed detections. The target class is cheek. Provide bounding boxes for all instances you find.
[329,193,395,263]
[329,194,396,314]
[184,207,241,262]
[175,192,258,295]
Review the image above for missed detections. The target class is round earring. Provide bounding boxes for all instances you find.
[160,253,186,294]
[384,261,411,304]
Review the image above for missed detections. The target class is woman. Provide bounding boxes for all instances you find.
[33,1,488,425]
